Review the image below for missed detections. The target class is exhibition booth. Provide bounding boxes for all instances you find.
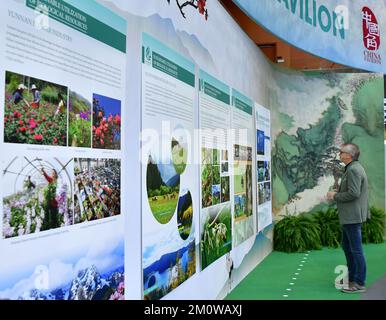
[0,0,384,300]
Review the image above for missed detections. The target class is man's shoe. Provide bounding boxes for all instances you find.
[354,284,366,290]
[341,285,366,293]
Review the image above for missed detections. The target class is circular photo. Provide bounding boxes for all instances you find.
[171,126,188,175]
[146,153,180,224]
[177,189,193,240]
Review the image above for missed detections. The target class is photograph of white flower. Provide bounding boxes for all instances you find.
[2,156,74,239]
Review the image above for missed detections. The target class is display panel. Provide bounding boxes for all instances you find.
[199,70,232,270]
[0,0,126,300]
[141,33,196,300]
[255,104,272,232]
[231,89,255,247]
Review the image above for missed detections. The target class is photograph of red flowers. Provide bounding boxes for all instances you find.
[4,71,68,146]
[2,156,74,239]
[92,94,121,150]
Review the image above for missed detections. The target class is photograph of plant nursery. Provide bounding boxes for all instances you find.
[74,158,121,223]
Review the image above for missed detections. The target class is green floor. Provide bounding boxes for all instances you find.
[226,241,386,300]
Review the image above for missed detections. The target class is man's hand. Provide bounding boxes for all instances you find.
[327,191,337,200]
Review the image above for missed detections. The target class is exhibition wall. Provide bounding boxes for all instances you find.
[0,0,384,300]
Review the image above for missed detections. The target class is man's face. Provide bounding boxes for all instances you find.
[339,148,352,164]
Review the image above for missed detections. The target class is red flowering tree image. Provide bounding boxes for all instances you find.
[3,71,68,146]
[92,94,121,150]
[167,0,208,20]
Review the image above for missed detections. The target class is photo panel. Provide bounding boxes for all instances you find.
[92,93,121,150]
[257,129,265,156]
[146,152,180,225]
[2,156,74,239]
[4,71,68,146]
[200,203,232,270]
[74,158,121,223]
[69,90,92,148]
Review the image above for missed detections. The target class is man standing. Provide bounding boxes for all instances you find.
[327,143,370,293]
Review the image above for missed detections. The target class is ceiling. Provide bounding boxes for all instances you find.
[219,0,348,71]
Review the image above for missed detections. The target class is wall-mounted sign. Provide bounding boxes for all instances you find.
[233,0,386,73]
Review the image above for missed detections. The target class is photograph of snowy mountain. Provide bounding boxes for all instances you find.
[0,237,124,300]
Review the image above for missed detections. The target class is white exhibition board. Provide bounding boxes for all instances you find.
[255,103,272,232]
[231,89,256,248]
[141,33,197,300]
[0,0,126,299]
[199,69,232,270]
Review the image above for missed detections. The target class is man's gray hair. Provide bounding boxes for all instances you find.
[341,143,360,160]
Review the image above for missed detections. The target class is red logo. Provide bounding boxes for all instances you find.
[362,7,380,51]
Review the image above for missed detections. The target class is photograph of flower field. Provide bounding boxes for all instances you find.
[4,71,68,146]
[92,94,121,150]
[177,189,193,240]
[74,158,121,223]
[2,157,73,239]
[69,91,92,148]
[146,153,180,224]
[201,203,232,270]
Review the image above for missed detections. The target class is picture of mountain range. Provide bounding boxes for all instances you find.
[14,265,124,300]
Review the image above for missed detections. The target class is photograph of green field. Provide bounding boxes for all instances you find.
[146,154,180,224]
[177,189,193,240]
[201,203,232,270]
[172,137,187,174]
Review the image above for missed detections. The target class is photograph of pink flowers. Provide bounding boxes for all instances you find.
[3,71,68,146]
[92,94,121,150]
[2,156,74,239]
[74,158,121,223]
[68,90,92,148]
